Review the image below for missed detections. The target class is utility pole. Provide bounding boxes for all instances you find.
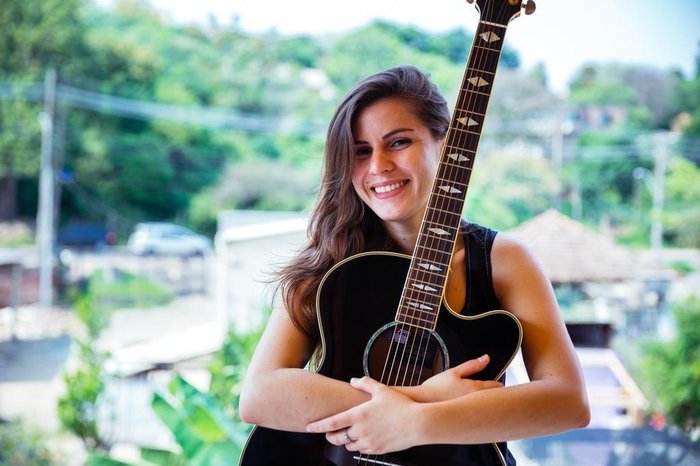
[37,69,56,310]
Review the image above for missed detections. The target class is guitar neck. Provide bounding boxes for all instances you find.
[396,20,510,329]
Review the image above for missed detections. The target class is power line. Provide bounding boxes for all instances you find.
[0,80,328,137]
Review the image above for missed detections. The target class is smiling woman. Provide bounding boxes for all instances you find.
[238,64,589,466]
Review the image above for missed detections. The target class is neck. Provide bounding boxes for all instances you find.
[383,218,422,255]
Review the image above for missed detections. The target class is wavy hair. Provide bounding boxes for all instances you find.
[276,65,450,345]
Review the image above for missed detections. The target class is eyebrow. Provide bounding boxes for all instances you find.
[354,128,416,144]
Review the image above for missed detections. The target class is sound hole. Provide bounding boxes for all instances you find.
[364,323,448,386]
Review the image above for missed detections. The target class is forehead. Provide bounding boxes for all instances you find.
[352,97,421,137]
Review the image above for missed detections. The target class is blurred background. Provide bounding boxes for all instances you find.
[1,0,699,464]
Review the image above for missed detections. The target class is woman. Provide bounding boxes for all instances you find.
[239,65,590,463]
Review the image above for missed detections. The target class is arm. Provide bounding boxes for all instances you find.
[308,234,590,453]
[239,306,500,432]
[238,306,369,431]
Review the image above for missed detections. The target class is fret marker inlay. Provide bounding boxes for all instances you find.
[408,301,433,311]
[447,152,470,162]
[479,31,501,43]
[428,227,450,236]
[468,76,489,87]
[457,117,479,127]
[413,283,438,293]
[419,263,442,272]
[439,185,462,194]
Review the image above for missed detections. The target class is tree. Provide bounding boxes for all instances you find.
[465,153,558,230]
[0,0,88,219]
[642,295,700,442]
[664,156,700,247]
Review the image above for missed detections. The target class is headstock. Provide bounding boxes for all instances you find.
[467,0,536,25]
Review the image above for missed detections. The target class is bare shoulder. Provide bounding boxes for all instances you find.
[490,231,556,318]
[491,232,542,274]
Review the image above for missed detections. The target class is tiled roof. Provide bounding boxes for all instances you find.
[506,209,641,283]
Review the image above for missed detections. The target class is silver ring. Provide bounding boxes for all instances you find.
[344,428,353,444]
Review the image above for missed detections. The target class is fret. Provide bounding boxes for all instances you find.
[465,61,498,75]
[414,245,452,263]
[435,174,469,188]
[465,57,501,74]
[453,94,490,115]
[421,238,454,256]
[426,204,469,218]
[395,314,435,328]
[449,126,483,138]
[423,212,462,228]
[472,43,501,54]
[441,159,473,171]
[407,265,448,280]
[454,108,486,118]
[443,142,478,154]
[456,88,491,98]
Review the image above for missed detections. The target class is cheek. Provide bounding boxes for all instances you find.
[351,163,366,194]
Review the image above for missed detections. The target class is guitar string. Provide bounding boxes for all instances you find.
[356,2,508,463]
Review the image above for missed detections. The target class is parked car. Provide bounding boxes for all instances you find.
[57,222,116,250]
[127,222,212,256]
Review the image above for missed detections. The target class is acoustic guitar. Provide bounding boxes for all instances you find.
[240,0,533,464]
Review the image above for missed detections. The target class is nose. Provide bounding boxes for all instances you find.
[368,149,394,175]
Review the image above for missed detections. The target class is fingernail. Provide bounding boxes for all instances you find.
[478,354,489,363]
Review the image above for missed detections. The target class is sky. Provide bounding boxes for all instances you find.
[103,0,700,95]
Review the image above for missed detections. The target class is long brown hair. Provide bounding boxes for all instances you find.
[276,65,450,345]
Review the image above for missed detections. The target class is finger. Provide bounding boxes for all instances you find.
[325,429,351,446]
[350,376,384,395]
[453,354,490,377]
[307,411,353,433]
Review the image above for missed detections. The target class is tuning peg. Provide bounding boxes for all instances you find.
[523,0,536,15]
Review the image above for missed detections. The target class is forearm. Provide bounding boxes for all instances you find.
[416,379,590,446]
[239,368,370,431]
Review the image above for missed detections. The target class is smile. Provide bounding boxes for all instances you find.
[373,181,408,194]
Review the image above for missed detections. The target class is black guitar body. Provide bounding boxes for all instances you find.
[240,252,522,466]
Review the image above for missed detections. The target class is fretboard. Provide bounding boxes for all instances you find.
[396,20,509,329]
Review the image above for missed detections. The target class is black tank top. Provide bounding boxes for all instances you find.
[461,221,517,466]
[462,221,502,315]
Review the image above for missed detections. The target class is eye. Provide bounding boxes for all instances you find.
[389,137,411,150]
[355,146,372,158]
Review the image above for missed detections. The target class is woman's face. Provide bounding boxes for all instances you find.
[351,97,443,233]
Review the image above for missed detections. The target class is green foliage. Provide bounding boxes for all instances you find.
[208,322,267,420]
[465,153,557,230]
[57,337,108,450]
[563,131,653,228]
[58,294,110,451]
[0,419,63,465]
[86,269,173,310]
[664,156,700,247]
[641,296,700,439]
[92,374,246,466]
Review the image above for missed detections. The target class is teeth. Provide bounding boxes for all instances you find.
[374,181,406,194]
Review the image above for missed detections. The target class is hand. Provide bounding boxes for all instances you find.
[416,354,503,402]
[306,376,421,455]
